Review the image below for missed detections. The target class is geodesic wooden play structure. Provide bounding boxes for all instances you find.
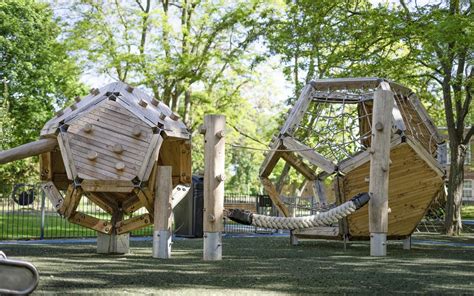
[0,82,192,238]
[0,77,446,259]
[258,78,445,253]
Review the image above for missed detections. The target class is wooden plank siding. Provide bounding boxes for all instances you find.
[66,99,152,181]
[342,142,444,238]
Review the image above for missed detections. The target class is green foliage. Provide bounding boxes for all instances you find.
[66,0,278,120]
[62,0,282,192]
[0,0,85,185]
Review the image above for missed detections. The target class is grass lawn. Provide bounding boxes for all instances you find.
[462,205,474,219]
[1,234,473,295]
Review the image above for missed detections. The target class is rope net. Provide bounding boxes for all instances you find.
[292,88,376,166]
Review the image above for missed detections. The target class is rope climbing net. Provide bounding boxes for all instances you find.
[290,85,439,166]
[293,88,376,165]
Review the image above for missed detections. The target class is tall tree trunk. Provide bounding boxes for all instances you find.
[445,141,466,235]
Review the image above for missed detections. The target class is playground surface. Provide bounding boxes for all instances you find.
[1,233,473,295]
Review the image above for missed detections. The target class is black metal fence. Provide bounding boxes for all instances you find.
[0,184,276,241]
[3,183,463,241]
[0,183,154,240]
[223,193,276,234]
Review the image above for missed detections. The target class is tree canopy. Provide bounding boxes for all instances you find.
[0,0,84,184]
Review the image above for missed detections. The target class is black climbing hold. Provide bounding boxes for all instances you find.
[226,209,253,225]
[350,192,370,209]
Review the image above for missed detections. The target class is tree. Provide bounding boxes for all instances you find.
[0,0,84,185]
[391,0,473,235]
[66,0,274,125]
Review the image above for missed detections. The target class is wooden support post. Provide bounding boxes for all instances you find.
[290,230,299,246]
[369,82,394,257]
[97,232,130,254]
[153,166,173,259]
[314,179,327,205]
[203,115,225,261]
[260,177,291,217]
[403,236,411,250]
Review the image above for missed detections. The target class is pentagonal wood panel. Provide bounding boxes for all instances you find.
[342,142,444,238]
[66,99,153,181]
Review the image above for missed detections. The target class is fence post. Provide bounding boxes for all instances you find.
[202,114,225,261]
[40,189,46,240]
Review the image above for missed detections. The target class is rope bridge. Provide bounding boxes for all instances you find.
[226,192,370,230]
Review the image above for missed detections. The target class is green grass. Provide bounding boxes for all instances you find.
[462,205,474,219]
[1,234,473,294]
[0,212,153,240]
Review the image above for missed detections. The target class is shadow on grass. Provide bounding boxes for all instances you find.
[1,234,473,294]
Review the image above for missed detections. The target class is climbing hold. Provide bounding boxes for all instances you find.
[87,151,98,161]
[132,126,142,137]
[138,99,148,108]
[83,123,93,133]
[115,162,125,171]
[112,144,124,154]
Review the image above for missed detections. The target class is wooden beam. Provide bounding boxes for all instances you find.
[64,187,83,218]
[281,84,315,136]
[294,226,339,237]
[122,197,142,214]
[282,137,336,174]
[408,94,443,143]
[57,132,77,180]
[39,152,53,181]
[138,134,163,181]
[41,182,64,212]
[310,77,381,90]
[81,180,134,192]
[87,192,115,214]
[260,177,290,217]
[311,91,368,103]
[58,184,74,216]
[68,212,112,234]
[0,138,58,164]
[281,152,317,180]
[179,140,192,184]
[392,99,406,134]
[369,86,394,256]
[259,139,282,178]
[405,137,445,177]
[134,188,154,214]
[115,213,152,235]
[314,179,327,204]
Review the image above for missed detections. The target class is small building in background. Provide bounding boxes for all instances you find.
[437,128,473,204]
